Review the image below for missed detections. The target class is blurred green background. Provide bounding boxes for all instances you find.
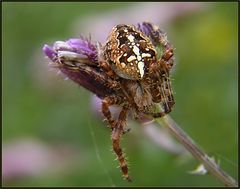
[2,2,238,187]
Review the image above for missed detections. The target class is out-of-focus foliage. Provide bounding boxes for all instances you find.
[2,2,238,186]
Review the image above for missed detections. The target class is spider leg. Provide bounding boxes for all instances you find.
[111,106,132,181]
[148,60,175,118]
[102,96,131,134]
[151,112,166,118]
[160,49,174,71]
[159,61,175,112]
[99,60,119,79]
[151,98,173,118]
[102,96,121,130]
[97,42,120,79]
[142,23,175,119]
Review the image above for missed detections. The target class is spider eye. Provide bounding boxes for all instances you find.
[104,25,157,80]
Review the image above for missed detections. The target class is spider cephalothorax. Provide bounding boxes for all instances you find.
[43,22,175,182]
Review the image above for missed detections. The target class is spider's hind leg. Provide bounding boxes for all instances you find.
[101,96,132,181]
[102,96,120,130]
[102,96,131,134]
[111,106,132,181]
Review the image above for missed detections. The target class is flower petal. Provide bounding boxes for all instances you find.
[42,44,56,61]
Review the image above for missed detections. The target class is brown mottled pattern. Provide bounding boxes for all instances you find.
[104,25,156,80]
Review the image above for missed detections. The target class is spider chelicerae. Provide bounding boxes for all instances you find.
[43,22,175,181]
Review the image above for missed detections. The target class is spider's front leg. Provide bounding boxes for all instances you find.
[148,59,175,119]
[97,42,120,80]
[111,106,132,182]
[99,60,119,79]
[140,22,175,118]
[151,102,173,118]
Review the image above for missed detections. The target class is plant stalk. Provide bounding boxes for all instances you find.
[155,115,238,187]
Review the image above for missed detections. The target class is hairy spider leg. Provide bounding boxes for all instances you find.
[102,97,131,180]
[146,28,175,119]
[150,61,175,118]
[161,48,174,71]
[102,96,122,130]
[99,60,119,79]
[111,106,132,182]
[159,49,175,111]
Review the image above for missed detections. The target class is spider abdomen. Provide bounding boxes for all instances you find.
[104,24,157,80]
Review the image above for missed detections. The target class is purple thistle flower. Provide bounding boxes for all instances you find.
[137,22,167,47]
[42,36,116,99]
[67,37,98,62]
[137,22,152,37]
[43,36,97,63]
[42,44,57,61]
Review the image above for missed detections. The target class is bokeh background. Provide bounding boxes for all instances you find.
[2,2,238,187]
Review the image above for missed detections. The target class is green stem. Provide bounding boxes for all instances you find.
[155,115,238,187]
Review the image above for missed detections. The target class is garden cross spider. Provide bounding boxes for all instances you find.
[43,22,175,181]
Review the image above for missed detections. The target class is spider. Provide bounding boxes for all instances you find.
[43,22,175,182]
